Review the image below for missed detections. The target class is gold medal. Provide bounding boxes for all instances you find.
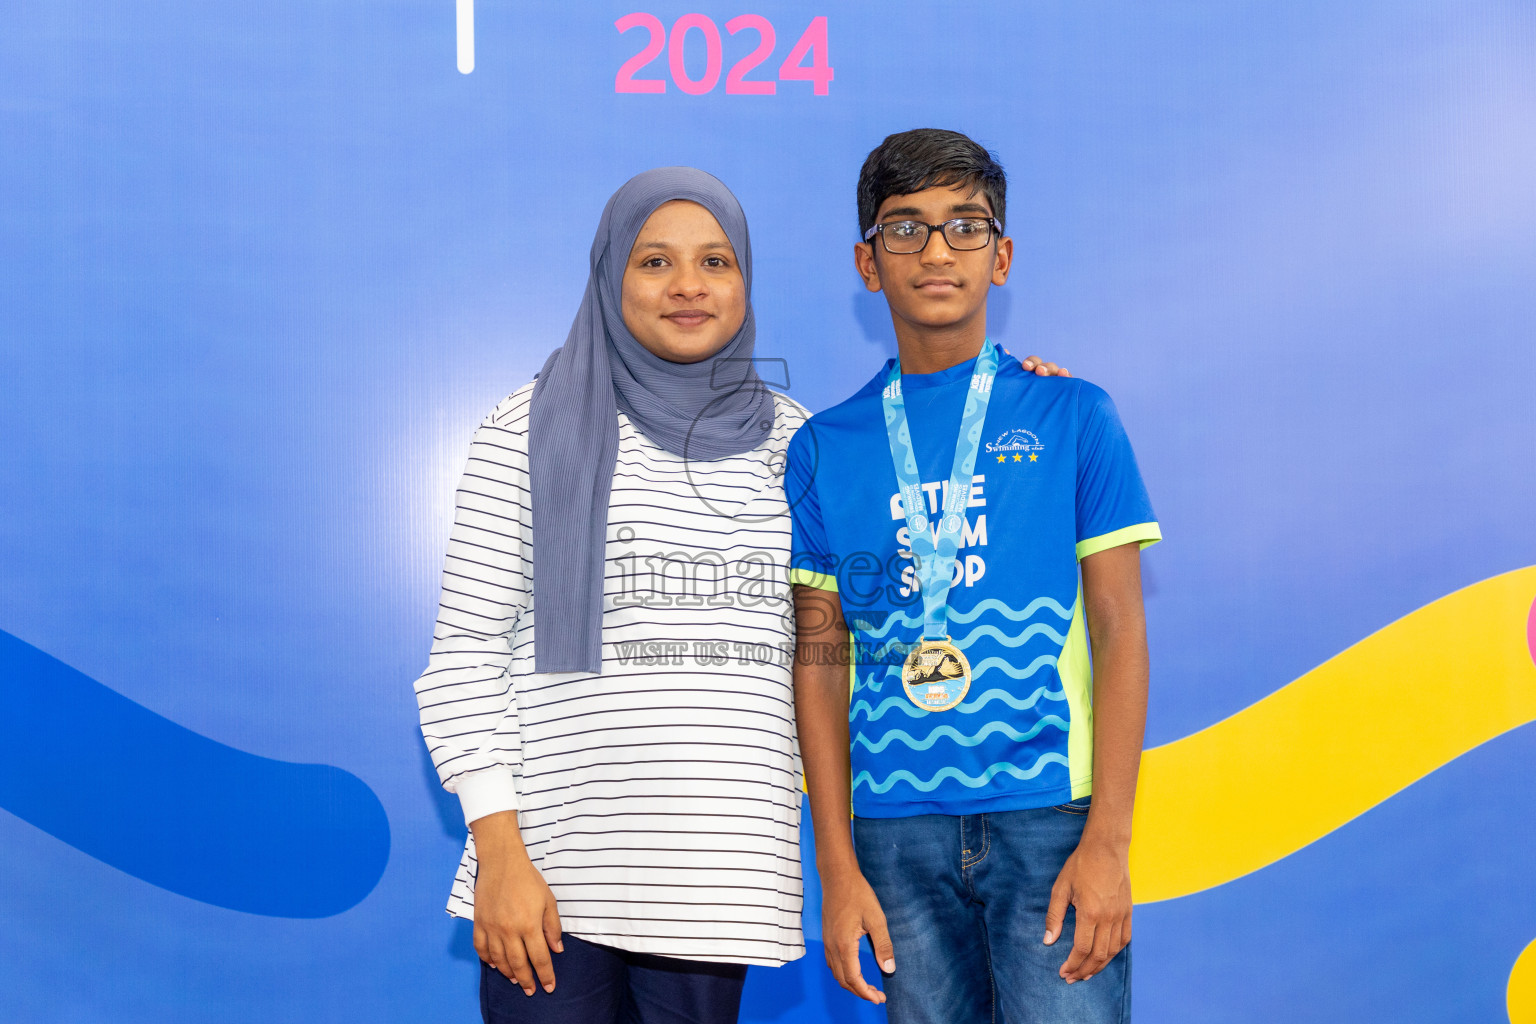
[901,638,971,712]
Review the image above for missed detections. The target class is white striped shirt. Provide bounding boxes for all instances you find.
[414,382,808,966]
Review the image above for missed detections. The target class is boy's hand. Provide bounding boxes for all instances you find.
[1017,354,1072,377]
[1042,834,1132,983]
[471,810,564,996]
[821,866,895,1004]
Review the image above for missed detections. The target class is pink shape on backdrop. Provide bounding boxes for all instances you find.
[1528,594,1536,667]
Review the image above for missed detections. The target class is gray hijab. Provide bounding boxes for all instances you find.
[529,167,774,673]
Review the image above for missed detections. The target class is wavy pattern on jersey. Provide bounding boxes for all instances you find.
[854,716,1068,754]
[852,682,1066,723]
[950,622,1067,649]
[970,654,1059,680]
[856,669,889,694]
[1131,565,1536,907]
[958,683,1067,715]
[854,654,1058,700]
[853,753,1071,794]
[0,629,391,917]
[856,597,1073,639]
[855,622,1065,651]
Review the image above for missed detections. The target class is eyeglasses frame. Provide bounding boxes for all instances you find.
[861,216,1004,255]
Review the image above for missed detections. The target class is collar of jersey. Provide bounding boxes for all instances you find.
[880,352,982,392]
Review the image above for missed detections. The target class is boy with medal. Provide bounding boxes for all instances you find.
[787,129,1160,1024]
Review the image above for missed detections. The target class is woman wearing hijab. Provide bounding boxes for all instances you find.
[413,167,802,1024]
[413,167,1068,1024]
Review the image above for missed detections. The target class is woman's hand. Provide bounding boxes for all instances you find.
[470,810,564,996]
[1018,354,1072,377]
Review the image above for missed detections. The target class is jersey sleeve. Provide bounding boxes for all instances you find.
[785,421,839,591]
[1074,383,1162,560]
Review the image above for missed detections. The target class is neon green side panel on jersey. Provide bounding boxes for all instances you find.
[1065,521,1159,795]
[1058,580,1096,799]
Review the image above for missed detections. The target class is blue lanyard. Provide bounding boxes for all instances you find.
[881,340,999,643]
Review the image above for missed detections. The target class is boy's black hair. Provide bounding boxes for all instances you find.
[857,128,1007,236]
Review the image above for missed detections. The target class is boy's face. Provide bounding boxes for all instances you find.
[854,183,1013,337]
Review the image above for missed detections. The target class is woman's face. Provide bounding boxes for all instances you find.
[621,200,747,364]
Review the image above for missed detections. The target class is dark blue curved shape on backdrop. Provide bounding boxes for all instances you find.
[0,629,390,917]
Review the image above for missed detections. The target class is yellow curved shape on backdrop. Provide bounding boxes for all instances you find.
[1510,937,1536,1024]
[1130,565,1536,904]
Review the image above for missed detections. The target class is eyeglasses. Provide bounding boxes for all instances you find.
[862,217,1002,255]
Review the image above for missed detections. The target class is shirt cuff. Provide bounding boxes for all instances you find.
[790,567,839,591]
[455,767,520,827]
[1076,522,1162,561]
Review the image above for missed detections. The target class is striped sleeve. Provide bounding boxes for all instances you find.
[414,388,533,826]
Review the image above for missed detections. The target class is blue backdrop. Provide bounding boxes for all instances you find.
[3,1,1535,1021]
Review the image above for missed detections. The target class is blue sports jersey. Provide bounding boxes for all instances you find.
[785,350,1160,817]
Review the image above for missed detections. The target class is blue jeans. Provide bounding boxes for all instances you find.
[480,934,747,1024]
[853,801,1130,1024]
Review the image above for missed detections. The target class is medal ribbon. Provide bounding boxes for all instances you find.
[881,340,999,643]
